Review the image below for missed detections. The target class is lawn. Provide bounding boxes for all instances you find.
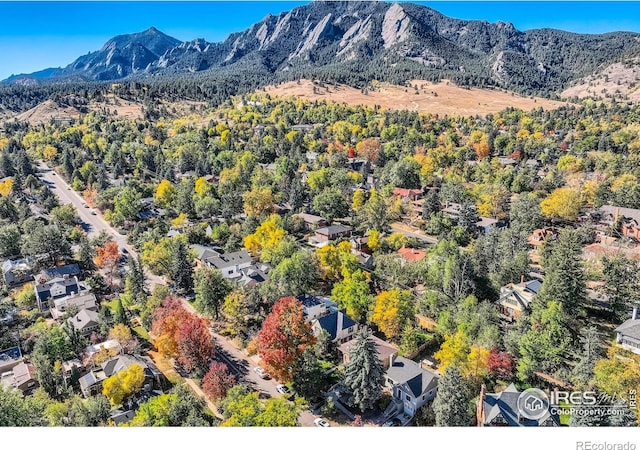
[132,325,150,341]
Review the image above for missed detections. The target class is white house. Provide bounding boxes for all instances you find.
[384,355,439,418]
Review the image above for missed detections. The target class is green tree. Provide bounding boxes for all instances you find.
[194,267,232,320]
[601,255,640,321]
[571,327,603,388]
[536,229,585,312]
[292,349,327,401]
[342,328,384,412]
[331,268,372,323]
[0,224,22,257]
[433,366,471,426]
[312,188,349,222]
[125,255,146,303]
[267,251,318,298]
[170,237,194,292]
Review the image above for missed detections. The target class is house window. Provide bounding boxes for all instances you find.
[347,326,354,334]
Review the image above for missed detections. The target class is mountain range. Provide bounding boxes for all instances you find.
[6,1,640,95]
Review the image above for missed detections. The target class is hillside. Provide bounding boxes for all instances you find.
[562,58,640,101]
[6,1,640,97]
[261,79,566,116]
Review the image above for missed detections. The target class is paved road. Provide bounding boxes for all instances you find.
[390,222,438,244]
[37,161,165,289]
[39,161,319,426]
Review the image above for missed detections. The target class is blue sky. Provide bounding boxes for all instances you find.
[2,1,640,80]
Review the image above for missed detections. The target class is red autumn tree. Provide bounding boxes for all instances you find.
[176,315,215,374]
[151,296,191,358]
[94,240,120,287]
[487,348,516,380]
[257,296,316,382]
[202,361,236,402]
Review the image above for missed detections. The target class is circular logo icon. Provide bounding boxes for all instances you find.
[517,388,550,420]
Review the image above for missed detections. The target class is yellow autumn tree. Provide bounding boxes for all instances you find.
[194,177,211,197]
[463,346,491,380]
[242,187,274,218]
[316,241,353,281]
[540,187,583,221]
[154,179,176,208]
[352,189,366,212]
[243,214,287,257]
[370,289,415,340]
[0,178,13,197]
[43,144,58,160]
[102,363,145,405]
[434,330,470,373]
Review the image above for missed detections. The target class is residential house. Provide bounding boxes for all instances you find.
[338,335,398,370]
[393,188,423,202]
[397,246,426,263]
[477,383,559,427]
[38,263,81,282]
[50,292,97,319]
[293,213,328,231]
[599,205,640,240]
[2,257,34,287]
[476,217,504,235]
[79,354,164,398]
[0,346,24,375]
[192,245,252,277]
[384,355,439,418]
[350,235,371,254]
[35,276,90,312]
[311,310,358,345]
[0,361,38,394]
[62,359,86,387]
[528,228,558,248]
[298,294,335,321]
[68,308,100,336]
[497,279,542,320]
[309,224,352,247]
[615,306,640,355]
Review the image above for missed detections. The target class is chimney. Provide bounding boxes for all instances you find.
[476,384,486,427]
[615,207,620,221]
[633,306,638,321]
[521,275,525,286]
[389,354,396,368]
[336,312,343,338]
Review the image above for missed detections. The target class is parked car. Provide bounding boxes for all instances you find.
[314,418,330,427]
[383,418,401,427]
[254,367,270,379]
[276,384,289,395]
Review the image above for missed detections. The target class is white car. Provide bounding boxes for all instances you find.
[253,366,270,379]
[276,384,290,395]
[314,418,330,427]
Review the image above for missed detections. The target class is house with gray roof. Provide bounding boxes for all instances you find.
[51,292,97,319]
[2,257,34,287]
[192,244,270,287]
[477,383,559,427]
[615,306,640,355]
[38,263,81,282]
[497,279,542,321]
[68,308,100,336]
[298,294,332,321]
[35,276,89,311]
[384,355,439,418]
[79,354,165,398]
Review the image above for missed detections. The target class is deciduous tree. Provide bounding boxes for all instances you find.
[257,296,316,382]
[370,289,415,340]
[202,361,236,403]
[433,366,471,426]
[175,315,215,375]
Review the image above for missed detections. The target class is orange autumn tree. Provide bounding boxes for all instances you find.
[257,296,315,382]
[94,240,120,287]
[151,296,191,358]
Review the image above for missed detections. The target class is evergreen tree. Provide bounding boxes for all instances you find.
[601,255,640,321]
[433,366,471,426]
[125,256,146,303]
[535,229,585,312]
[422,189,441,221]
[457,202,479,231]
[170,238,194,292]
[78,237,96,272]
[113,298,128,326]
[571,327,602,388]
[342,327,384,412]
